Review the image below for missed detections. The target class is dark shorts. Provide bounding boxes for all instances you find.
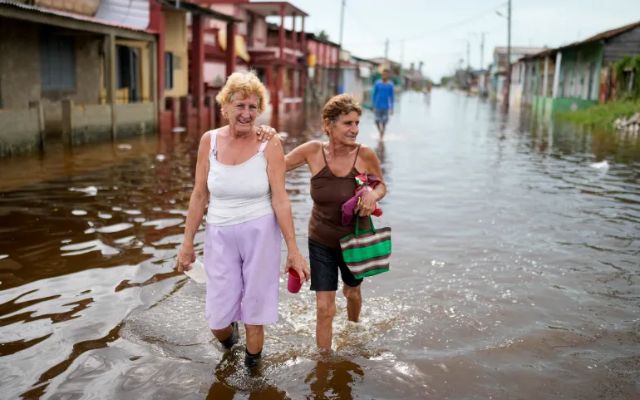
[309,239,363,291]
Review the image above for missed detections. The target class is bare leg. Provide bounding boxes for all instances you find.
[343,285,362,322]
[375,121,383,135]
[211,325,233,343]
[316,291,337,351]
[212,322,239,349]
[244,324,264,354]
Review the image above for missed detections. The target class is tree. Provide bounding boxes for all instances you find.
[317,30,330,41]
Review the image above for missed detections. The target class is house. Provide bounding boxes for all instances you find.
[489,46,546,104]
[149,0,239,135]
[368,57,402,88]
[519,20,640,117]
[403,62,427,91]
[0,0,157,157]
[347,55,379,107]
[305,32,340,106]
[197,0,308,130]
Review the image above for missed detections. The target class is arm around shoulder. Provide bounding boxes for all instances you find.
[285,140,322,171]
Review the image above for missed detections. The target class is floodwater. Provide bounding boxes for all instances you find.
[1,89,639,399]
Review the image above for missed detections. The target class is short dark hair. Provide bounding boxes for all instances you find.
[322,94,362,124]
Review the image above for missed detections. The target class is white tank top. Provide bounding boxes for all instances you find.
[206,129,273,226]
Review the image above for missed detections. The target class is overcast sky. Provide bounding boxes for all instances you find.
[265,0,640,81]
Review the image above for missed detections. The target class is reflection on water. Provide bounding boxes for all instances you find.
[1,90,639,399]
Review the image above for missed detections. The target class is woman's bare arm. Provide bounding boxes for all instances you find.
[265,136,310,280]
[176,133,211,271]
[357,145,387,216]
[284,140,320,171]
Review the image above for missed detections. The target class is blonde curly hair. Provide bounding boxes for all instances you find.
[215,71,268,113]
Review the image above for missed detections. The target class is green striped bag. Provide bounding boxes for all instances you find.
[340,217,391,279]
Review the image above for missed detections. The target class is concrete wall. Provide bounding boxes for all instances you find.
[42,35,102,134]
[510,62,525,108]
[65,103,112,145]
[164,10,188,98]
[0,106,43,157]
[64,102,155,145]
[0,18,40,109]
[114,102,156,136]
[341,68,363,102]
[0,18,102,135]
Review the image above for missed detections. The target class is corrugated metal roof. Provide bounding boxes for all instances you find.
[159,0,240,22]
[0,0,150,33]
[95,0,149,30]
[576,20,640,45]
[241,1,308,17]
[520,20,640,61]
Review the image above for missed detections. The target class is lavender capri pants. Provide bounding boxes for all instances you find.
[204,213,282,330]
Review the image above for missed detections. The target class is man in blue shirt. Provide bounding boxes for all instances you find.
[372,69,394,137]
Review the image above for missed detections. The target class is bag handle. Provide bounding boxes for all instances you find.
[355,216,376,236]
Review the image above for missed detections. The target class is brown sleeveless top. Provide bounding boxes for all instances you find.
[309,144,370,249]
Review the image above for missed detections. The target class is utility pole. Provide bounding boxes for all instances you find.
[336,0,345,94]
[338,0,345,46]
[384,38,389,60]
[466,40,470,70]
[504,0,512,111]
[480,32,485,70]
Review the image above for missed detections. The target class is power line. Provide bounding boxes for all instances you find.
[344,1,505,47]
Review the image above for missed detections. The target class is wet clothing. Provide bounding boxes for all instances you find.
[204,214,281,329]
[309,145,369,249]
[203,129,281,329]
[206,130,273,226]
[308,144,368,291]
[309,239,363,291]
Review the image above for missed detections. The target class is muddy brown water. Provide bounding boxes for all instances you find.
[1,90,639,399]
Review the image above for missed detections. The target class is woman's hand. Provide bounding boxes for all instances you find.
[256,125,278,142]
[356,187,378,216]
[285,250,310,283]
[176,243,196,272]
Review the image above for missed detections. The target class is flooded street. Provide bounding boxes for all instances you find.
[1,89,639,399]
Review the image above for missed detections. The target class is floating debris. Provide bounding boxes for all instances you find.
[613,112,640,133]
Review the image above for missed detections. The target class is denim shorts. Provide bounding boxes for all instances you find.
[309,239,363,291]
[374,108,390,124]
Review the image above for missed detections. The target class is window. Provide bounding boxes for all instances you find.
[117,45,140,102]
[165,52,174,90]
[40,34,75,91]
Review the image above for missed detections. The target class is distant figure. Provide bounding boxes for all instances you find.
[372,69,395,137]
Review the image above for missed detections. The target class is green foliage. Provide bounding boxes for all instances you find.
[556,100,640,129]
[614,55,640,100]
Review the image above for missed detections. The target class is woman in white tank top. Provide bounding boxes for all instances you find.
[175,72,310,369]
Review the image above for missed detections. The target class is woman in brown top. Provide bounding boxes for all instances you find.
[285,94,387,352]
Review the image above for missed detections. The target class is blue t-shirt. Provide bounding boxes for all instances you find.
[372,80,394,110]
